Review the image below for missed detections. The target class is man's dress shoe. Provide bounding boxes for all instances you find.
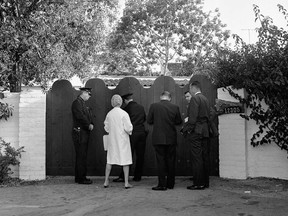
[187,185,205,190]
[78,179,92,184]
[75,178,92,183]
[113,177,125,182]
[152,186,167,191]
[133,177,141,182]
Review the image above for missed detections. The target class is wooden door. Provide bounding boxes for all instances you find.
[46,75,219,176]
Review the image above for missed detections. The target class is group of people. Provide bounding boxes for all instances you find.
[71,81,212,191]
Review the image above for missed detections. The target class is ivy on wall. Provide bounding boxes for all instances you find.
[211,5,288,154]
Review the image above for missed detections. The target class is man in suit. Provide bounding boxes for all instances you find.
[184,90,192,122]
[147,91,182,191]
[186,81,210,190]
[113,93,147,182]
[71,87,94,184]
[184,91,192,103]
[183,90,193,182]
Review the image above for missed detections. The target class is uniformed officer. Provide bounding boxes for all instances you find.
[71,87,94,184]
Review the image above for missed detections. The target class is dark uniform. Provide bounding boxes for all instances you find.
[71,94,93,184]
[147,94,182,190]
[115,94,147,182]
[124,100,147,181]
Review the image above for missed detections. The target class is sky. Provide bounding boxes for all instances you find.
[203,0,288,44]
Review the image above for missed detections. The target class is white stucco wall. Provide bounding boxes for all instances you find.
[18,87,46,180]
[218,87,288,180]
[0,87,46,180]
[246,113,288,179]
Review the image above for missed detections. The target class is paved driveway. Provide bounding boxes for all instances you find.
[0,176,287,216]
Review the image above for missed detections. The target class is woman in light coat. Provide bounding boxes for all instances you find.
[103,94,133,189]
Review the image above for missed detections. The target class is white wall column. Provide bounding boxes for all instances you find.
[18,87,46,180]
[218,88,248,179]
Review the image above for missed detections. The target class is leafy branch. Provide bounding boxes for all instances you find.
[212,4,288,154]
[0,137,25,183]
[0,102,13,121]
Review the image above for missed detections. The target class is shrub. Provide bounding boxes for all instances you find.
[0,138,25,183]
[211,4,288,154]
[0,101,13,121]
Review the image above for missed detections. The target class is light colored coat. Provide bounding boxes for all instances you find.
[104,107,133,165]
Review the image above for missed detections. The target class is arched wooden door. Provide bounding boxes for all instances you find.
[46,75,219,176]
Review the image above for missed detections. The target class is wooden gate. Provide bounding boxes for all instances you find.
[46,75,219,176]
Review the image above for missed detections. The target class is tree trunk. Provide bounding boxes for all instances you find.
[9,53,22,92]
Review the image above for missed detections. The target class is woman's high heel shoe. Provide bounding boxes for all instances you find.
[124,184,133,189]
[104,183,109,188]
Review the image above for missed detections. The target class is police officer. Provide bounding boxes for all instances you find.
[72,87,94,184]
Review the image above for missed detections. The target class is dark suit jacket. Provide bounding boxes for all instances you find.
[187,92,210,137]
[124,101,146,132]
[71,97,93,131]
[147,100,182,145]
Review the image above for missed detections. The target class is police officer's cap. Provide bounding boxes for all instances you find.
[121,93,133,100]
[79,87,92,94]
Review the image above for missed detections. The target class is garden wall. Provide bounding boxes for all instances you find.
[218,88,288,180]
[1,85,288,180]
[0,87,46,180]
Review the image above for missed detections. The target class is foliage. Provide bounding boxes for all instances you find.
[0,0,120,91]
[0,90,19,183]
[0,137,24,183]
[212,4,288,153]
[0,101,13,120]
[105,0,230,76]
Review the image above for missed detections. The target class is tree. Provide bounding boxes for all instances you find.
[212,4,288,154]
[0,0,120,91]
[105,0,230,76]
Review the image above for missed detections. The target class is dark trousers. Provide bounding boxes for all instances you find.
[154,145,176,188]
[202,138,210,187]
[131,131,147,179]
[119,131,147,179]
[186,133,210,187]
[72,129,90,182]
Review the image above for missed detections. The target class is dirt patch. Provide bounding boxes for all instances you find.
[1,176,288,216]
